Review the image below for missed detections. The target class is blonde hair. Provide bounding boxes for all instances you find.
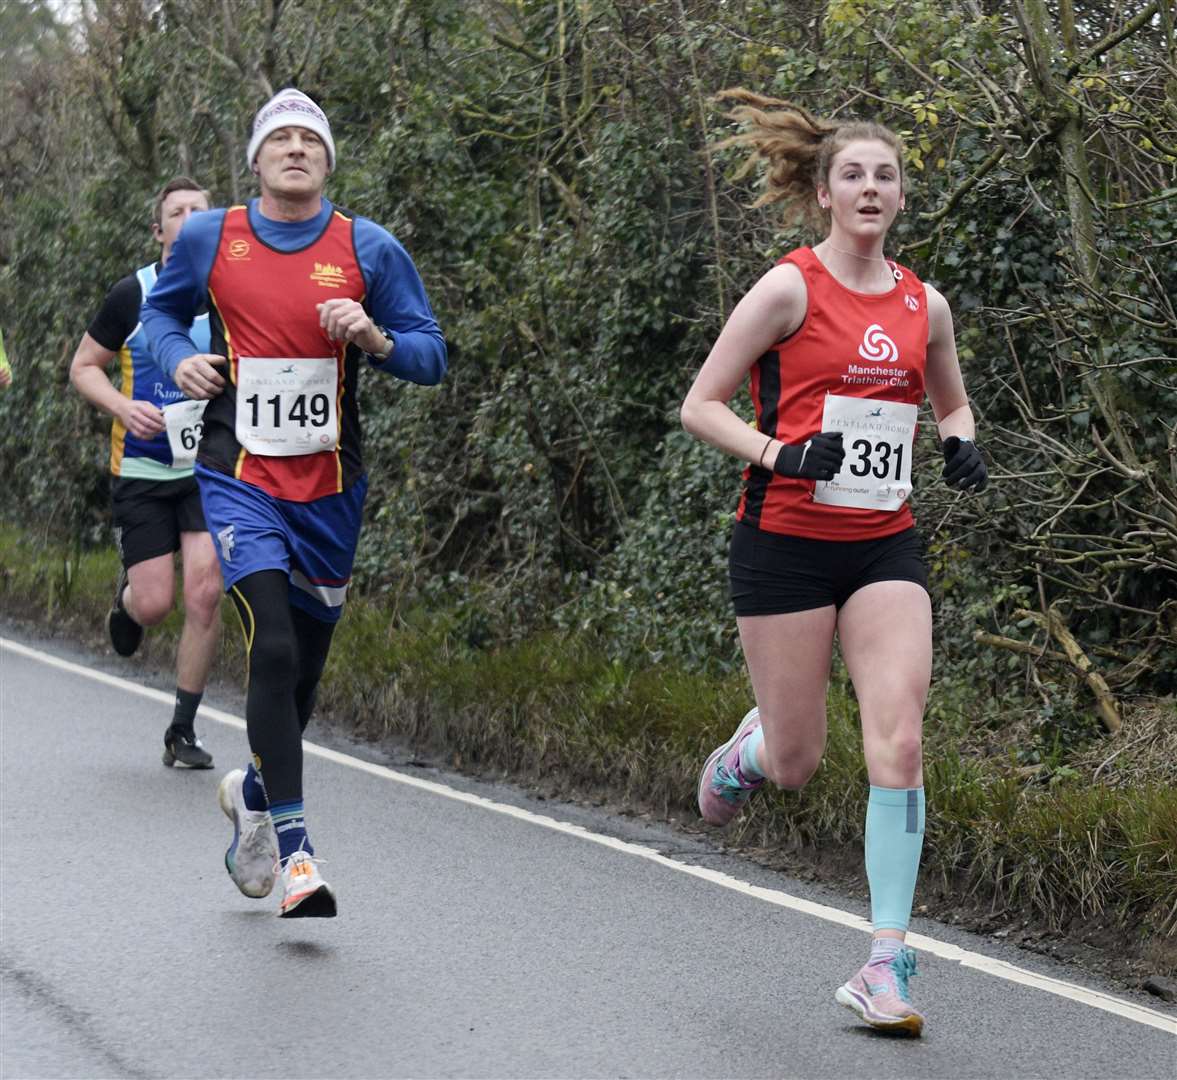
[713,89,905,229]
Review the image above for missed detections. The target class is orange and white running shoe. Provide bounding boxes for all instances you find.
[278,850,337,919]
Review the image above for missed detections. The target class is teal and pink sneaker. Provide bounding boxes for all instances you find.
[696,707,765,826]
[835,946,925,1036]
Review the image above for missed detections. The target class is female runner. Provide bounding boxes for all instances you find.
[681,91,987,1036]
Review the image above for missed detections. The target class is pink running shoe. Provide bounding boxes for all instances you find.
[697,707,765,826]
[835,947,924,1036]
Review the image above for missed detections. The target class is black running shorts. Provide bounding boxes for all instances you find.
[729,521,929,616]
[111,476,207,569]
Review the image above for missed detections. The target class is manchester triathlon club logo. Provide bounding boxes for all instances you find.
[858,323,899,363]
[311,261,347,287]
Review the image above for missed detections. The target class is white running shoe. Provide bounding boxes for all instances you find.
[278,850,337,919]
[217,769,278,899]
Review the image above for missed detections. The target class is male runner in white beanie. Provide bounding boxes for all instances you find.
[144,88,447,918]
[245,88,336,171]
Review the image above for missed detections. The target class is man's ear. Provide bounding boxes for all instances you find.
[151,222,164,243]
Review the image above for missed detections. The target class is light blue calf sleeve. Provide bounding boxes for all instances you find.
[865,785,925,933]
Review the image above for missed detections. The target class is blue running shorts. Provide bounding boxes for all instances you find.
[196,464,368,624]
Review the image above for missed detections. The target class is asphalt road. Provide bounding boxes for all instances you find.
[2,631,1174,1079]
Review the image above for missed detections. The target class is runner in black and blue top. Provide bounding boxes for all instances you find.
[143,89,446,919]
[69,177,223,770]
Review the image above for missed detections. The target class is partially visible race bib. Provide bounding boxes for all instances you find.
[814,393,918,511]
[162,399,208,468]
[234,357,339,457]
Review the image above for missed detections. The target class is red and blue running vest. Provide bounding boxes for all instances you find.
[200,205,366,502]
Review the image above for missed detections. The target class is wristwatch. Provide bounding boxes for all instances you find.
[366,326,394,362]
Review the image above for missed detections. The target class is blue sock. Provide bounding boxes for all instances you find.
[242,761,269,812]
[865,785,925,933]
[270,800,313,861]
[739,725,765,781]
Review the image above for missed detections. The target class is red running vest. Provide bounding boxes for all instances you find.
[736,246,929,541]
[205,206,366,502]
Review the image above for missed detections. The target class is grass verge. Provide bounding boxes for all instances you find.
[3,525,1174,974]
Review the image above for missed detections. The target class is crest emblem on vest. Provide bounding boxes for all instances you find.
[858,324,899,363]
[311,261,347,287]
[228,239,250,260]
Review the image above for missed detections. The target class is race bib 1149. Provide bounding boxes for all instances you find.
[813,393,918,511]
[234,357,339,458]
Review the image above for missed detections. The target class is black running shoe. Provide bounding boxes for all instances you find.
[106,566,144,657]
[163,728,214,769]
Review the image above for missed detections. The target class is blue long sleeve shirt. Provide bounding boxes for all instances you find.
[142,198,446,385]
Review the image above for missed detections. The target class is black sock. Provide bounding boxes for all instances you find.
[170,687,203,736]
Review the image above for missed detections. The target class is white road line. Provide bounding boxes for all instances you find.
[4,636,1175,1035]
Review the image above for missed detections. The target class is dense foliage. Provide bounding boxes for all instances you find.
[2,0,1174,737]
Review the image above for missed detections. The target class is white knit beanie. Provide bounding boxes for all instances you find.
[246,89,335,171]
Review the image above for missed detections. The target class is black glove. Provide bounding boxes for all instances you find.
[773,431,845,481]
[942,436,987,492]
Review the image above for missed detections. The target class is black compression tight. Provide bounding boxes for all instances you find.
[229,570,336,806]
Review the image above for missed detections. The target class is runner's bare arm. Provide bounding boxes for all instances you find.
[69,332,165,438]
[924,285,975,440]
[682,262,808,465]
